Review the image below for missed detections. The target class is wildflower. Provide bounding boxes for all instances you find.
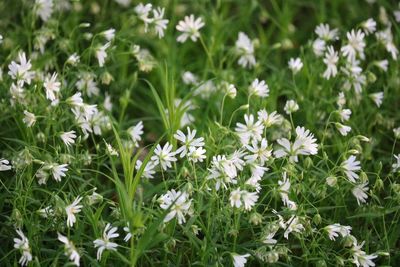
[278,172,290,206]
[394,127,400,139]
[187,146,207,163]
[244,138,272,165]
[342,60,366,94]
[128,121,144,147]
[60,131,77,147]
[65,196,83,227]
[235,114,264,145]
[341,156,361,183]
[242,190,259,211]
[315,23,339,41]
[35,0,54,22]
[284,99,299,114]
[392,154,400,172]
[224,83,237,98]
[174,127,205,158]
[123,224,132,242]
[351,241,377,267]
[335,123,352,136]
[176,14,205,43]
[274,126,318,162]
[13,229,32,266]
[207,155,239,190]
[369,92,383,107]
[230,188,242,208]
[257,110,282,127]
[57,233,80,266]
[0,159,12,171]
[339,109,351,122]
[352,182,369,205]
[313,38,326,56]
[51,163,68,182]
[195,79,217,99]
[44,72,61,102]
[105,142,119,156]
[135,3,153,28]
[324,224,352,240]
[288,57,303,74]
[101,28,115,41]
[67,53,80,65]
[283,216,305,239]
[182,71,198,85]
[135,160,156,179]
[337,92,346,108]
[323,46,339,79]
[23,110,36,127]
[76,73,99,97]
[341,29,365,61]
[373,60,388,71]
[96,42,111,67]
[152,7,169,38]
[236,32,256,68]
[361,18,376,35]
[159,189,192,224]
[232,253,250,267]
[248,78,269,98]
[151,142,177,170]
[93,223,119,261]
[8,52,34,86]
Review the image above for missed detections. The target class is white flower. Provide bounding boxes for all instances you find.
[128,121,144,147]
[123,223,132,242]
[335,123,352,136]
[176,14,205,43]
[392,154,400,172]
[373,60,388,71]
[274,126,318,162]
[341,29,365,61]
[23,110,36,127]
[324,224,352,240]
[288,57,303,74]
[283,216,305,239]
[207,155,239,190]
[235,32,256,68]
[174,127,205,158]
[315,23,339,41]
[323,46,339,79]
[242,190,259,211]
[187,146,207,163]
[51,163,68,182]
[93,223,119,261]
[105,142,119,156]
[151,142,177,170]
[229,188,242,208]
[278,172,291,206]
[394,127,400,139]
[232,253,250,267]
[224,83,237,98]
[44,72,61,102]
[13,229,32,266]
[60,131,77,147]
[0,159,12,171]
[342,60,366,94]
[135,160,156,179]
[337,92,346,108]
[339,109,352,122]
[182,71,198,85]
[35,0,53,22]
[135,3,153,27]
[101,28,115,41]
[361,18,376,35]
[369,92,383,107]
[67,53,80,65]
[248,78,269,98]
[159,189,192,224]
[96,42,111,67]
[67,92,84,107]
[351,241,377,267]
[257,110,282,127]
[284,99,299,114]
[244,138,272,165]
[65,196,83,227]
[58,233,80,266]
[8,52,34,86]
[352,183,369,205]
[152,7,169,38]
[341,156,361,183]
[235,114,264,145]
[313,38,326,56]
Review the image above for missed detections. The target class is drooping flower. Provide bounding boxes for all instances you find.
[35,0,54,22]
[13,229,32,266]
[369,92,383,107]
[352,182,369,205]
[232,253,250,267]
[51,163,68,182]
[23,110,36,127]
[341,156,361,183]
[57,233,80,266]
[60,131,77,147]
[392,154,400,172]
[361,18,377,35]
[96,42,111,67]
[235,32,256,68]
[335,123,352,136]
[0,159,12,171]
[128,121,144,147]
[65,196,83,227]
[324,224,352,240]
